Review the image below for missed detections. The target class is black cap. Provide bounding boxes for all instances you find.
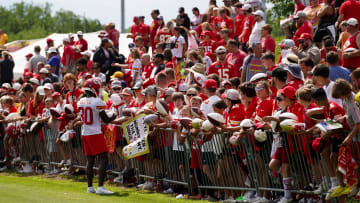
[154,53,164,60]
[179,7,184,13]
[268,67,287,81]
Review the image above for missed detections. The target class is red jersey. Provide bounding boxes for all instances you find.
[131,24,146,42]
[9,105,17,113]
[245,96,259,119]
[224,103,245,127]
[27,99,44,117]
[339,0,360,29]
[287,101,305,123]
[61,45,75,66]
[216,39,228,49]
[141,23,150,45]
[261,36,276,53]
[254,96,273,122]
[142,63,154,79]
[66,88,84,112]
[241,15,255,43]
[74,39,88,60]
[155,29,173,44]
[234,14,246,37]
[324,101,349,131]
[218,17,234,38]
[199,40,217,61]
[108,28,120,48]
[168,102,175,114]
[293,21,313,47]
[207,61,237,81]
[128,99,146,109]
[342,31,360,70]
[226,50,247,77]
[287,79,304,90]
[150,20,160,48]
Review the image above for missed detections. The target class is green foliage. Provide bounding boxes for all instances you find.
[0,2,103,42]
[267,0,294,19]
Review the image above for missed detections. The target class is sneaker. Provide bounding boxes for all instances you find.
[176,194,184,199]
[11,157,21,164]
[87,187,96,193]
[142,181,154,190]
[278,197,292,203]
[243,191,256,200]
[325,185,338,200]
[0,166,7,172]
[19,163,33,173]
[329,185,353,198]
[254,197,270,203]
[136,183,145,189]
[163,187,174,194]
[96,186,114,195]
[114,176,124,184]
[49,168,61,175]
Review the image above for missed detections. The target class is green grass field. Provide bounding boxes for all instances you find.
[0,173,204,203]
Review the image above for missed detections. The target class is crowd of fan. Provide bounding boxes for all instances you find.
[2,0,360,202]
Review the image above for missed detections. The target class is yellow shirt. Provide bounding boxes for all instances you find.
[0,33,8,45]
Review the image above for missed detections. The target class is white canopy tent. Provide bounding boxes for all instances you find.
[9,32,133,79]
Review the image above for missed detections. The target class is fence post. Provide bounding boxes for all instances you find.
[184,133,193,196]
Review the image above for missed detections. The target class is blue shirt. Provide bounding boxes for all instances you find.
[47,55,61,76]
[329,65,352,83]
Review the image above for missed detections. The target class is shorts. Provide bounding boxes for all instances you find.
[272,147,289,164]
[201,152,216,166]
[331,137,343,153]
[81,134,108,156]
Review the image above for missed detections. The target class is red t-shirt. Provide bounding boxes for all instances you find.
[61,45,75,66]
[293,21,313,47]
[142,63,154,79]
[342,31,360,70]
[168,102,175,114]
[287,101,305,123]
[27,99,44,117]
[339,0,360,29]
[207,61,237,81]
[74,39,88,60]
[128,99,146,109]
[294,2,306,15]
[226,50,247,77]
[234,14,246,37]
[218,17,234,38]
[241,15,255,43]
[150,20,160,48]
[245,96,258,119]
[199,40,217,61]
[108,29,120,47]
[287,79,304,90]
[131,24,146,42]
[9,105,17,113]
[254,96,273,121]
[224,103,245,127]
[66,88,84,112]
[261,36,276,53]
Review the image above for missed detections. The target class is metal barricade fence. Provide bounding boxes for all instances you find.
[4,123,360,200]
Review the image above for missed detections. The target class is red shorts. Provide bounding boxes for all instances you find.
[81,134,108,156]
[272,147,289,163]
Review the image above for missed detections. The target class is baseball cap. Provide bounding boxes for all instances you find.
[215,46,226,54]
[193,72,206,86]
[252,10,264,18]
[37,86,45,96]
[201,31,211,37]
[25,53,33,58]
[168,81,176,88]
[128,42,136,50]
[1,83,10,89]
[132,81,143,90]
[142,85,157,96]
[133,16,138,22]
[63,38,70,43]
[226,89,241,101]
[249,73,267,82]
[29,78,40,85]
[279,39,295,49]
[13,83,21,91]
[294,11,307,19]
[46,38,53,44]
[39,68,49,74]
[202,79,217,89]
[47,47,57,54]
[179,83,189,92]
[138,16,145,19]
[111,80,122,88]
[279,86,297,100]
[284,63,304,80]
[44,83,54,90]
[179,7,185,13]
[159,87,176,98]
[297,33,313,41]
[68,33,74,38]
[347,18,359,26]
[120,87,133,96]
[52,92,61,98]
[243,4,252,10]
[77,31,83,35]
[268,67,287,81]
[221,80,232,87]
[80,50,92,58]
[190,63,205,74]
[111,71,124,79]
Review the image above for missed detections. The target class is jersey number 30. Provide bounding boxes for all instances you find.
[78,107,94,125]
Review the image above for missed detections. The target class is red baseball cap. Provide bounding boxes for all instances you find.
[201,31,211,37]
[52,92,61,98]
[25,53,33,58]
[279,86,297,100]
[133,16,138,23]
[297,33,313,41]
[168,81,176,87]
[24,72,33,77]
[46,38,53,44]
[202,79,217,89]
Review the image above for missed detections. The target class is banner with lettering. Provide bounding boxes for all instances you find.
[102,125,117,153]
[121,114,150,160]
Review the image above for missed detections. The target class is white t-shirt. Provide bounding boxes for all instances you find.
[77,97,106,136]
[131,59,142,83]
[200,95,221,152]
[169,35,186,58]
[324,81,343,108]
[249,20,265,45]
[203,56,212,74]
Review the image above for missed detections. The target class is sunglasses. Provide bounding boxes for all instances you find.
[255,86,264,91]
[186,94,196,97]
[298,40,304,44]
[217,52,226,55]
[112,87,121,91]
[276,96,283,102]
